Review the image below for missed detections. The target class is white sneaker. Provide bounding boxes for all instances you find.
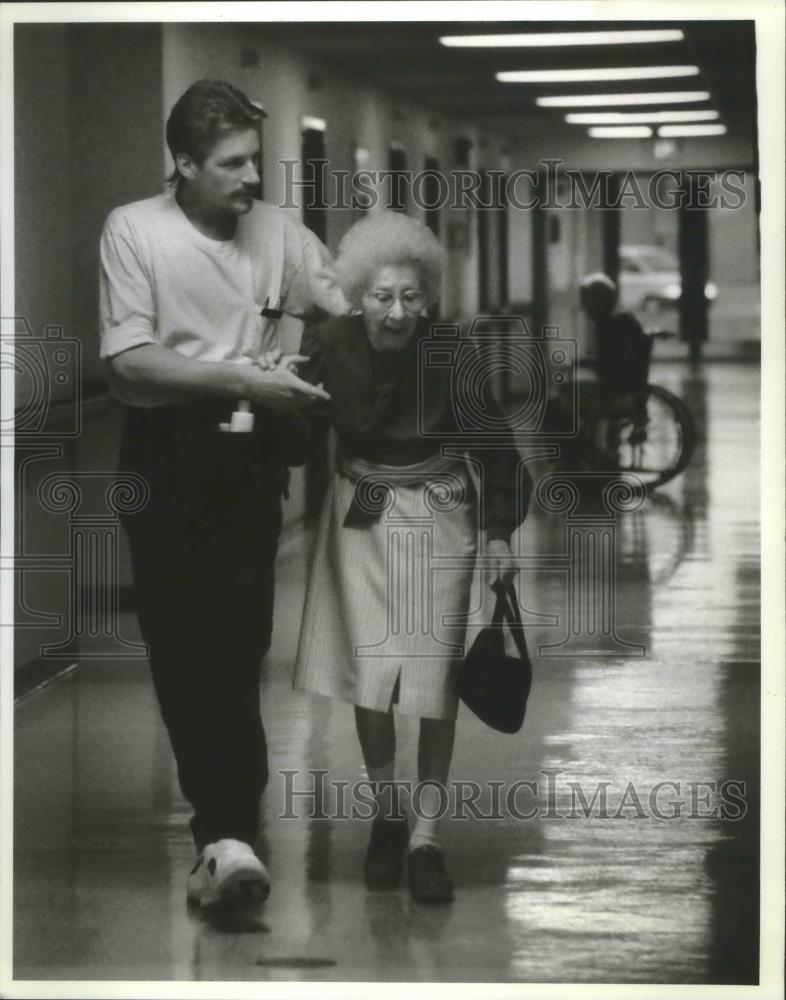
[187,839,271,910]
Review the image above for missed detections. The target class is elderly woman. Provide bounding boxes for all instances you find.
[285,211,526,902]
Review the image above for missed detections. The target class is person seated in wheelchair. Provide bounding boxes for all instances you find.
[577,273,652,463]
[543,273,691,486]
[544,273,650,470]
[579,272,650,410]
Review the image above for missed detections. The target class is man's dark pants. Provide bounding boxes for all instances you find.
[119,403,285,851]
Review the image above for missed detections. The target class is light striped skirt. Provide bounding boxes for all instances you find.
[293,453,479,720]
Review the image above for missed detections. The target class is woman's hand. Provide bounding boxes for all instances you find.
[487,539,517,586]
[256,348,308,373]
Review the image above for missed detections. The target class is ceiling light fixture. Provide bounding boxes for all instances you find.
[536,91,711,107]
[439,30,685,47]
[498,66,699,84]
[588,126,654,138]
[301,115,326,132]
[565,110,720,124]
[657,124,728,137]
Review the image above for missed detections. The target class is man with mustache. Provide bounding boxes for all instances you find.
[99,79,346,911]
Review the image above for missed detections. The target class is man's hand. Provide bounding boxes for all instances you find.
[240,362,330,413]
[106,343,328,412]
[487,539,517,586]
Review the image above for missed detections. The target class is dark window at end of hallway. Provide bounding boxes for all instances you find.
[301,126,327,242]
[423,156,441,236]
[602,172,622,286]
[454,137,472,169]
[498,173,509,308]
[423,156,442,319]
[388,145,407,213]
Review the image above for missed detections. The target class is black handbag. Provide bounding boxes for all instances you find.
[458,580,532,734]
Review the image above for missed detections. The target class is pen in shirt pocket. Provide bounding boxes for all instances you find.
[260,296,284,319]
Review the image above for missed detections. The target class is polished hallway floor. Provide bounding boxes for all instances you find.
[11,363,768,990]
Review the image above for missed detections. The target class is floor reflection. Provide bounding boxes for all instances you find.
[13,362,761,985]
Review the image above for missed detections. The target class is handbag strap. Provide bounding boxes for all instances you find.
[491,584,508,628]
[490,580,528,661]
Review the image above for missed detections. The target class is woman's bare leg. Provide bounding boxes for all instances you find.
[355,705,408,888]
[354,705,399,818]
[406,715,456,901]
[410,716,456,850]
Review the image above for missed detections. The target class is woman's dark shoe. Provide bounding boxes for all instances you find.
[407,845,454,903]
[364,816,409,890]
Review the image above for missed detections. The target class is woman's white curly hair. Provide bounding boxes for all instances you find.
[334,210,445,308]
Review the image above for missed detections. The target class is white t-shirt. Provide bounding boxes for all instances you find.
[99,189,347,405]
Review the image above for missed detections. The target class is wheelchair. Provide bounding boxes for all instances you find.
[549,331,696,491]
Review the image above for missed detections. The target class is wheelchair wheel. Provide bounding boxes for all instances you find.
[585,384,695,490]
